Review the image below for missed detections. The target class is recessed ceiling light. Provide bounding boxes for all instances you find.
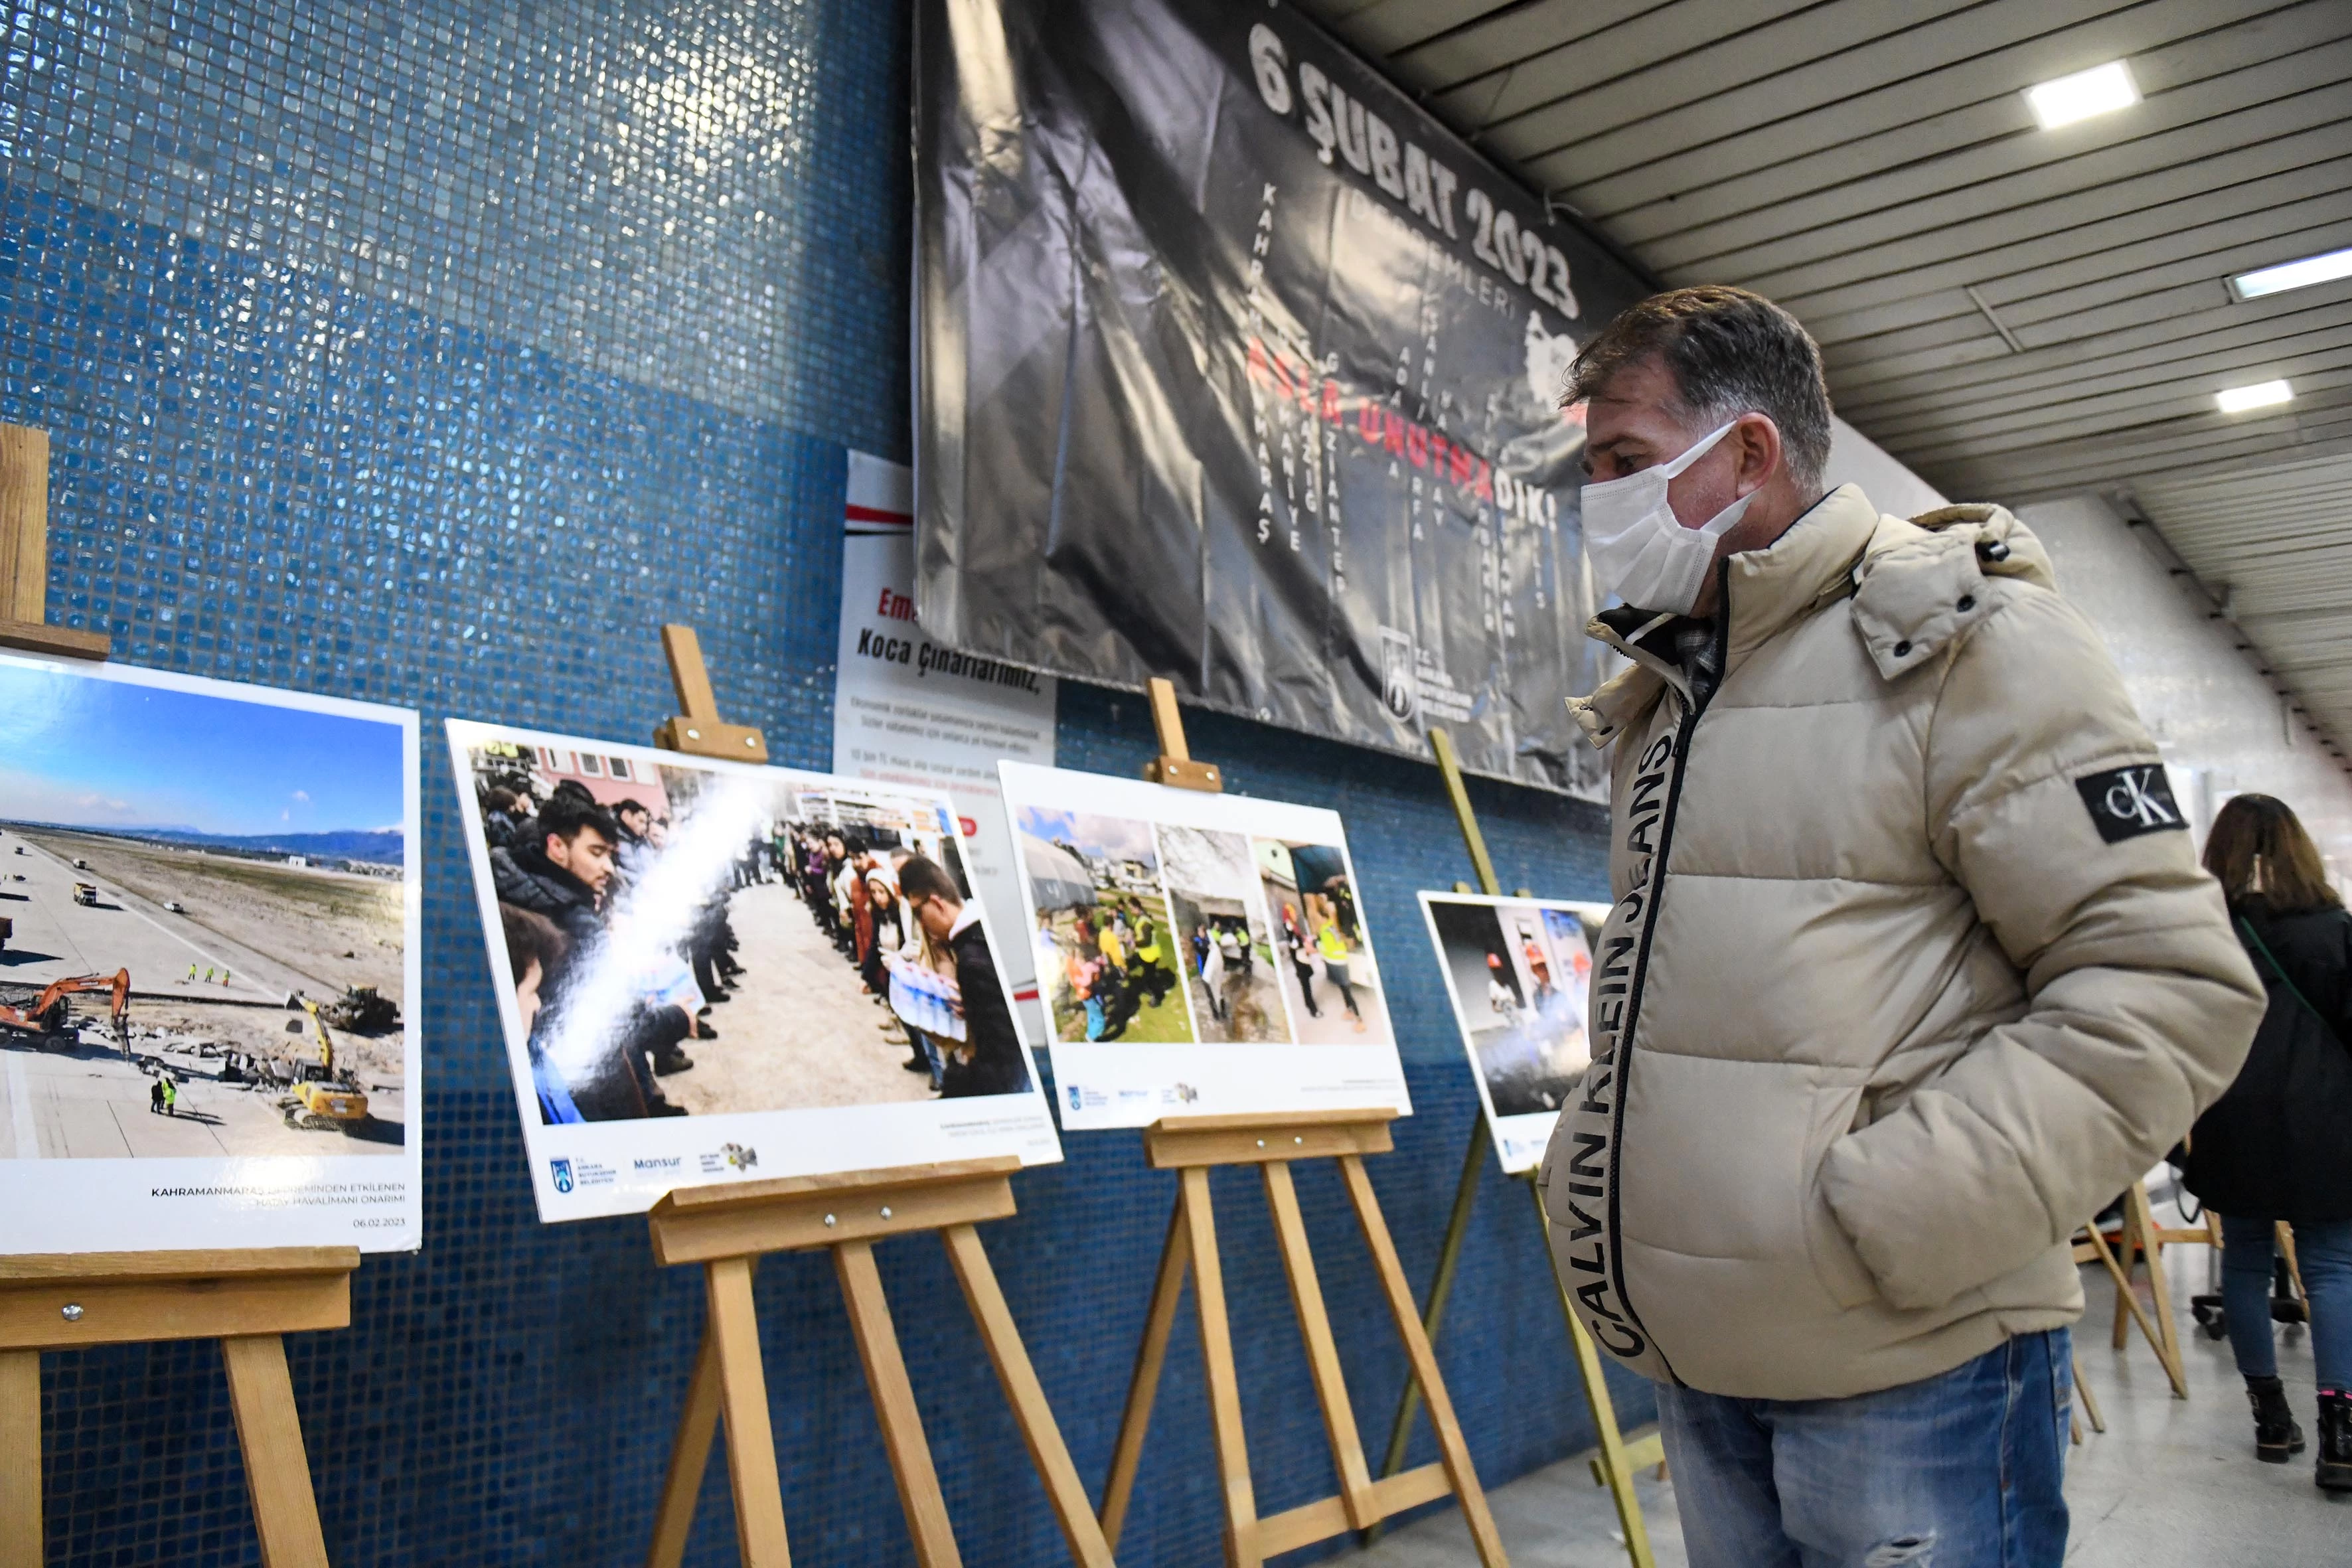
[2230,245,2352,301]
[2024,60,2140,130]
[2216,380,2292,414]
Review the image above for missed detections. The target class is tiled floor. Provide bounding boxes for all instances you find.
[1342,1229,2350,1567]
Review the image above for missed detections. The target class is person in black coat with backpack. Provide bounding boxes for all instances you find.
[2181,793,2352,1490]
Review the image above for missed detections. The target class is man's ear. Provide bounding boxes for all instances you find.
[1735,413,1783,495]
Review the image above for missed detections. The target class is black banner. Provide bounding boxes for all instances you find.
[913,0,1650,793]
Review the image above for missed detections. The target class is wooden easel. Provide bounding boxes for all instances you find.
[1367,726,1658,1566]
[1095,681,1506,1568]
[2,424,360,1567]
[1,1249,362,1568]
[0,424,107,659]
[639,1160,1114,1568]
[638,628,1111,1568]
[653,621,769,763]
[1099,1111,1506,1568]
[2092,1177,2310,1403]
[2077,1182,2191,1399]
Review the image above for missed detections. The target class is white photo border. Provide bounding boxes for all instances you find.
[447,720,1061,1222]
[1416,890,1610,1174]
[999,759,1411,1130]
[0,651,422,1255]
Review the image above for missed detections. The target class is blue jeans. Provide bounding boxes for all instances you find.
[1657,1330,2071,1568]
[2220,1213,2352,1389]
[907,1026,945,1091]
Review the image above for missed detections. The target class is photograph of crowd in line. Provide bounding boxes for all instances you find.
[1014,807,1190,1044]
[462,734,1033,1125]
[1159,826,1288,1044]
[0,654,414,1162]
[1257,839,1387,1042]
[1423,894,1598,1125]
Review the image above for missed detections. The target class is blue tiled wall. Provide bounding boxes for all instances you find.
[1,2,1635,1564]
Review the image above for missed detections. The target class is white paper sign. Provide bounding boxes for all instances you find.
[833,451,1056,1042]
[998,760,1409,1129]
[1417,892,1609,1174]
[0,653,422,1253]
[449,721,1060,1221]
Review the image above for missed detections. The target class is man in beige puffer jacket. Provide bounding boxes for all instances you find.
[1537,287,2263,1567]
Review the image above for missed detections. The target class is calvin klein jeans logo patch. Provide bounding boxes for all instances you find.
[2076,763,2186,843]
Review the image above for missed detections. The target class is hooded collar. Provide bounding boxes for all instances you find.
[1721,484,1883,666]
[1849,501,2055,678]
[1567,489,2062,748]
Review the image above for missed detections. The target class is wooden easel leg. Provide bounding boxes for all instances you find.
[1340,1155,1509,1568]
[1102,1194,1192,1549]
[1371,1119,1490,1534]
[1529,1179,1655,1568]
[2110,1211,2134,1350]
[220,1334,331,1568]
[646,1322,726,1568]
[2073,1353,2104,1433]
[939,1223,1116,1568]
[1182,1166,1262,1568]
[1261,1160,1379,1529]
[704,1257,793,1567]
[2127,1185,2187,1396]
[2084,1223,2186,1399]
[0,1349,40,1568]
[835,1239,962,1568]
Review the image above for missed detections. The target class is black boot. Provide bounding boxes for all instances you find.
[2248,1375,2305,1463]
[2317,1389,2352,1492]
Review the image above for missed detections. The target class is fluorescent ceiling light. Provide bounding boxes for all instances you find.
[2024,60,2140,129]
[2216,380,2292,414]
[2230,246,2352,301]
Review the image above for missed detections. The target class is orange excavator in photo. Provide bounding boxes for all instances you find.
[0,969,130,1050]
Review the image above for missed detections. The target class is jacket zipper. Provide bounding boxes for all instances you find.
[1601,566,1733,1386]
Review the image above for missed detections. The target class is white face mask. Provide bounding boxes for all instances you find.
[1579,419,1754,615]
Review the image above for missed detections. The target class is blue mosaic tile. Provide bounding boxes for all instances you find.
[1,0,909,447]
[1,3,1630,1564]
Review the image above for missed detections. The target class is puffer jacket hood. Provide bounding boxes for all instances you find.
[1571,495,2057,745]
[1541,484,2262,1400]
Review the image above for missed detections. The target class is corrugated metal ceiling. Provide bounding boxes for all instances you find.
[1298,0,2352,761]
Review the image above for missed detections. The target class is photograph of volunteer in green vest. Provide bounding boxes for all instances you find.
[1159,824,1288,1045]
[1013,806,1189,1046]
[1257,838,1386,1044]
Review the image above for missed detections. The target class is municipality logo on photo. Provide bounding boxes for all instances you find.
[550,1158,574,1194]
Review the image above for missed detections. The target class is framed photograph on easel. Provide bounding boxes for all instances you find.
[454,663,1095,1568]
[446,720,1060,1221]
[0,650,422,1254]
[1417,891,1610,1174]
[998,759,1409,1129]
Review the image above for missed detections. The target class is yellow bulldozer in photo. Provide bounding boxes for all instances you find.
[277,993,370,1132]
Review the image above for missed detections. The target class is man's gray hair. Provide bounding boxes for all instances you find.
[1565,285,1834,493]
